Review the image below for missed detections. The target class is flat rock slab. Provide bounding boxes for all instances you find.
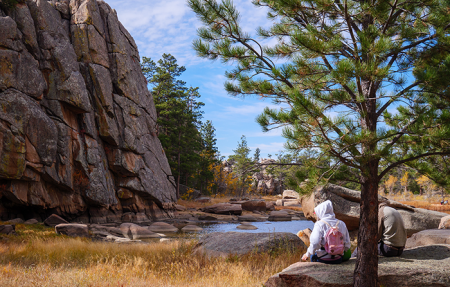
[24,219,39,224]
[193,232,306,258]
[237,224,257,230]
[269,211,292,221]
[406,229,450,249]
[266,245,450,287]
[200,203,242,215]
[148,222,178,233]
[55,224,89,237]
[238,215,259,222]
[120,223,160,239]
[181,225,203,232]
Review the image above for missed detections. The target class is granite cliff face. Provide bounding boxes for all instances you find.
[0,0,177,223]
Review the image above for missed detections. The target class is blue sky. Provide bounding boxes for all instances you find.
[104,0,286,158]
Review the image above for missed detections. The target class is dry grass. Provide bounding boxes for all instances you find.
[177,197,233,209]
[386,194,450,214]
[0,223,305,287]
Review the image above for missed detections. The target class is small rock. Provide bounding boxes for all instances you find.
[439,215,450,229]
[55,224,89,237]
[24,219,39,225]
[44,214,68,227]
[268,210,292,221]
[242,200,266,212]
[282,190,300,200]
[0,225,15,235]
[238,215,258,222]
[237,224,258,230]
[181,225,203,232]
[198,215,218,221]
[120,223,160,239]
[200,203,242,215]
[7,218,24,224]
[266,201,276,211]
[148,222,178,233]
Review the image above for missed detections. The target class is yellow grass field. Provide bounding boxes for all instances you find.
[0,223,306,287]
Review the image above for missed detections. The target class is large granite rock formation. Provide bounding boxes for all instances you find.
[0,0,176,223]
[301,184,448,235]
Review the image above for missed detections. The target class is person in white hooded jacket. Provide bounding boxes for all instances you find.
[301,200,351,264]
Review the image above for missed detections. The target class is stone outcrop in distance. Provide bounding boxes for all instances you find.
[0,0,176,223]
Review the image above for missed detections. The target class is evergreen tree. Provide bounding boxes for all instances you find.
[141,54,204,198]
[198,120,219,193]
[228,135,254,196]
[188,0,450,285]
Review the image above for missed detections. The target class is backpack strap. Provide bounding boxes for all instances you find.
[321,219,340,228]
[321,220,332,228]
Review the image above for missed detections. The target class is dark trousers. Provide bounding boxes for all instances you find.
[378,241,404,257]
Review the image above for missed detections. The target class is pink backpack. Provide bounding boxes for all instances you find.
[322,220,345,255]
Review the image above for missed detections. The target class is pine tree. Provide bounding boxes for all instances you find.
[198,120,219,193]
[188,0,450,285]
[228,135,255,196]
[141,54,204,198]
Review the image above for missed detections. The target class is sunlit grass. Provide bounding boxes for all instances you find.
[0,222,305,287]
[386,194,450,214]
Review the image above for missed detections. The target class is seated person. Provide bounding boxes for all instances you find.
[378,203,406,257]
[301,200,351,264]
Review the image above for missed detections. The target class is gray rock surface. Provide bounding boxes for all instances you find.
[55,223,89,237]
[193,232,306,258]
[119,222,160,239]
[0,225,15,235]
[0,0,176,222]
[406,229,450,249]
[265,245,450,287]
[44,214,68,227]
[200,203,243,215]
[241,200,266,212]
[148,222,178,233]
[282,190,300,199]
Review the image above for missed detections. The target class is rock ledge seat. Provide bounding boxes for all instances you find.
[265,244,450,287]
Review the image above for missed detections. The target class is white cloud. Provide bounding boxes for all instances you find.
[106,0,274,67]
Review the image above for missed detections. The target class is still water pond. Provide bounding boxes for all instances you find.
[199,220,315,235]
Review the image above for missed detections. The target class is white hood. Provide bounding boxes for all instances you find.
[306,199,350,257]
[314,200,336,222]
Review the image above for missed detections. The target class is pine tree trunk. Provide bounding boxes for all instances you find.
[353,162,379,286]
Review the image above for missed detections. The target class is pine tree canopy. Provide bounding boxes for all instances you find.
[189,0,450,285]
[188,0,450,189]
